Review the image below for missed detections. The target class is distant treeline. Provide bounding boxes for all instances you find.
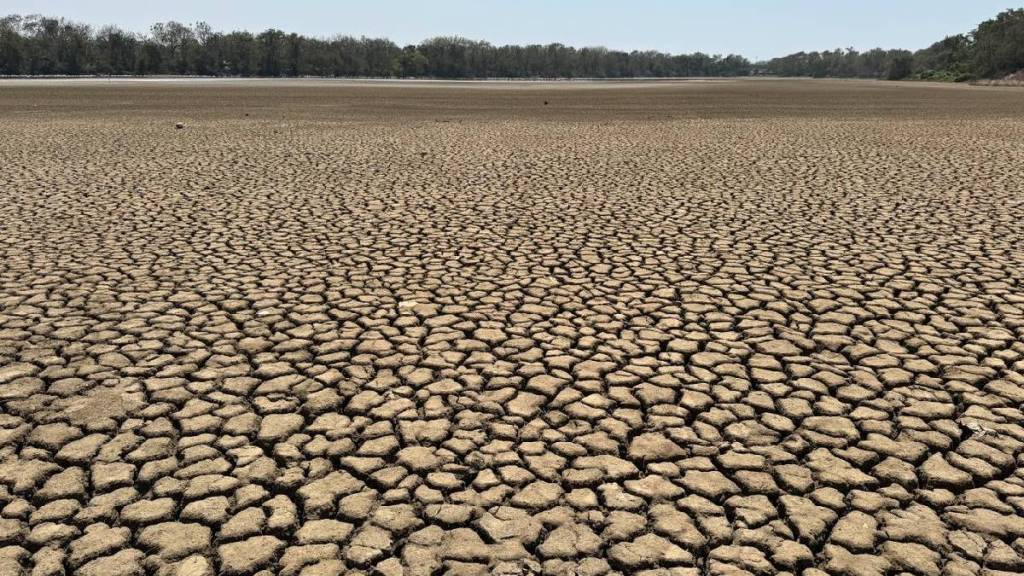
[765,8,1024,81]
[0,8,1021,80]
[0,15,750,78]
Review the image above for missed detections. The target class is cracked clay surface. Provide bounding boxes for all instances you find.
[1,79,1024,575]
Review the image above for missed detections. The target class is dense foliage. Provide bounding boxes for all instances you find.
[0,8,1021,79]
[762,49,915,80]
[765,8,1024,81]
[0,15,750,78]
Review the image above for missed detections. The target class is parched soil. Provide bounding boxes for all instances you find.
[1,78,1024,576]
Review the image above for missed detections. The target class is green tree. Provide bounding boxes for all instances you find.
[150,21,198,74]
[885,50,913,80]
[399,45,428,76]
[0,15,25,74]
[256,29,285,76]
[94,25,137,74]
[971,8,1024,78]
[914,34,970,77]
[222,31,257,76]
[1,7,1020,80]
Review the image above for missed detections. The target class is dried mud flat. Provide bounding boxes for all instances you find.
[1,79,1024,576]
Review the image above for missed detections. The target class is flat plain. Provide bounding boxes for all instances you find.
[1,78,1024,576]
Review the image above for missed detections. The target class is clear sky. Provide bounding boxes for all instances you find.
[4,1,1019,60]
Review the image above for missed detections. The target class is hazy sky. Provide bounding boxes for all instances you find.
[5,1,1018,60]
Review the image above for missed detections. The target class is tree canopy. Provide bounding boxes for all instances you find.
[1,9,1022,80]
[765,8,1024,81]
[0,15,750,78]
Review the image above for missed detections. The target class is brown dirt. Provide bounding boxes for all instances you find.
[1,78,1024,576]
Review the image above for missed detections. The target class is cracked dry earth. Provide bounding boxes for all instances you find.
[2,79,1024,576]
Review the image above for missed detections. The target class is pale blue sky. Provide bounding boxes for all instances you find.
[5,1,1018,60]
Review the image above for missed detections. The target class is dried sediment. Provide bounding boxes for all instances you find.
[0,79,1023,575]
